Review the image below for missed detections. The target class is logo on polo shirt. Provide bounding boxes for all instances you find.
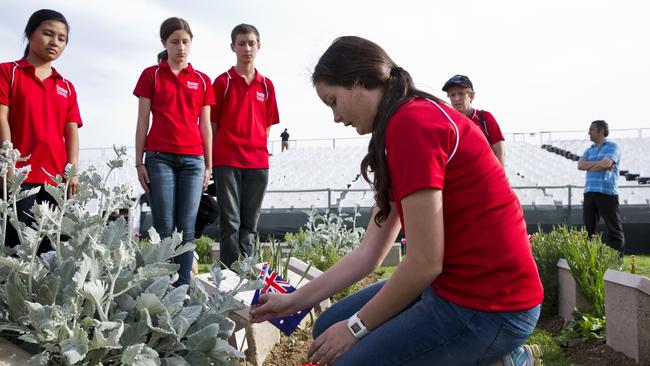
[56,85,69,98]
[187,81,199,90]
[256,91,265,102]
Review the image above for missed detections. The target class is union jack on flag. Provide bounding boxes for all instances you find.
[251,263,312,336]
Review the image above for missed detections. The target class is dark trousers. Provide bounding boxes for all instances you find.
[4,184,57,253]
[214,166,268,268]
[583,192,625,253]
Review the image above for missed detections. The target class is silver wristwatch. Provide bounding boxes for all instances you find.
[347,312,369,339]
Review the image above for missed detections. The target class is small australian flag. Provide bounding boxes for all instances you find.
[251,263,312,336]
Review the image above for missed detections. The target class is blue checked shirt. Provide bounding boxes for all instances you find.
[581,140,621,195]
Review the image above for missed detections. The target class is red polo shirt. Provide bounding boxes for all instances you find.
[0,58,83,185]
[468,109,504,146]
[386,98,543,312]
[133,61,214,156]
[211,67,280,169]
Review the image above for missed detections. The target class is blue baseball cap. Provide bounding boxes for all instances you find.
[442,74,473,92]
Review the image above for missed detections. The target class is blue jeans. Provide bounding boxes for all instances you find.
[314,281,540,366]
[145,152,204,286]
[213,166,268,268]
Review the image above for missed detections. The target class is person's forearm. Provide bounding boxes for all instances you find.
[291,207,401,310]
[64,123,79,168]
[491,141,505,167]
[579,160,611,171]
[0,105,11,143]
[200,107,212,168]
[135,98,151,165]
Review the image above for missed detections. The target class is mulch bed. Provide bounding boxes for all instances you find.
[537,316,643,366]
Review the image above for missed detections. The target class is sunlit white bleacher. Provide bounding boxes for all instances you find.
[263,146,367,209]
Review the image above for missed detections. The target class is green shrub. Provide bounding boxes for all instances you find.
[290,208,364,272]
[194,235,213,264]
[0,143,259,365]
[561,227,620,318]
[284,228,307,248]
[556,310,606,346]
[531,225,620,318]
[295,242,340,272]
[531,228,565,317]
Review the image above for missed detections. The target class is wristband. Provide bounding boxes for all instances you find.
[135,163,144,168]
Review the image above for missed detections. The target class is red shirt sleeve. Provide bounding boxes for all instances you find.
[65,81,82,127]
[133,67,154,99]
[265,78,280,127]
[211,74,226,124]
[483,111,504,145]
[386,102,456,202]
[200,72,215,107]
[0,63,10,106]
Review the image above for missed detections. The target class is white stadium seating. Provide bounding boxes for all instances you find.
[77,137,650,210]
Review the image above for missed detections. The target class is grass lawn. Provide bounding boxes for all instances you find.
[197,263,211,274]
[527,329,576,366]
[622,254,650,278]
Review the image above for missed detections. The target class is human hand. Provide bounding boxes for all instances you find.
[136,165,150,193]
[249,292,299,323]
[203,169,211,191]
[67,176,79,197]
[308,320,357,365]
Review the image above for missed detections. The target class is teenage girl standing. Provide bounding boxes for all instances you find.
[0,9,82,251]
[134,17,214,286]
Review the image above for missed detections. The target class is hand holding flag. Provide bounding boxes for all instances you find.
[251,263,312,336]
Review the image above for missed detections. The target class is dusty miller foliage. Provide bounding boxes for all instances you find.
[0,141,262,365]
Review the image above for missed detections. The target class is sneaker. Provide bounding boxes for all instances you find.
[501,344,543,366]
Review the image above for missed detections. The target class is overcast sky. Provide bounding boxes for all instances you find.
[2,0,649,148]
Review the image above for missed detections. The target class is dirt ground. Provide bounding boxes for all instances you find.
[537,316,643,366]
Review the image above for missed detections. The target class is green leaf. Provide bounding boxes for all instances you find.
[162,285,188,309]
[142,308,175,336]
[121,343,160,366]
[120,322,149,347]
[59,326,89,365]
[186,323,219,353]
[28,351,50,366]
[160,356,191,366]
[181,352,212,366]
[88,320,124,350]
[6,272,28,322]
[136,293,166,316]
[18,332,39,344]
[144,277,170,298]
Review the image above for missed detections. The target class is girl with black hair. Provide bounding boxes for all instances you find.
[251,36,544,366]
[0,9,82,250]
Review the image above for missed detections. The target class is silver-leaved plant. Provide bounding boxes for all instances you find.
[0,141,262,365]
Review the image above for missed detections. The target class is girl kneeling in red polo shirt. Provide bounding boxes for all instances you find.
[251,36,544,366]
[134,18,214,286]
[0,9,82,252]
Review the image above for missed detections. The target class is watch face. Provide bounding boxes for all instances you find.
[351,323,362,333]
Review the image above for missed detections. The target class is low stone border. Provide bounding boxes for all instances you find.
[603,269,650,364]
[557,258,591,321]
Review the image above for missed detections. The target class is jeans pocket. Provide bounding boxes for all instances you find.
[478,323,532,365]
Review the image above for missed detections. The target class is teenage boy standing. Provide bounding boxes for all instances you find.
[211,24,280,268]
[442,75,506,166]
